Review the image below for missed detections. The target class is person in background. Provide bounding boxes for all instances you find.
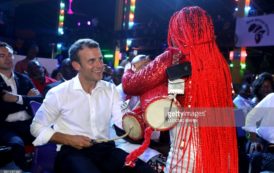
[245,72,274,145]
[15,44,39,74]
[112,66,124,86]
[233,82,254,114]
[27,59,56,93]
[50,53,67,81]
[102,64,114,83]
[251,72,274,106]
[120,50,136,69]
[43,58,77,96]
[0,42,42,171]
[233,82,253,172]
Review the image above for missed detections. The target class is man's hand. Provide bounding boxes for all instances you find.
[51,132,92,150]
[1,91,19,103]
[67,135,93,150]
[247,132,258,142]
[27,88,40,96]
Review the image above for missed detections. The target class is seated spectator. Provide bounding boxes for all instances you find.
[15,44,39,74]
[51,68,62,81]
[50,53,67,80]
[252,72,274,106]
[44,58,77,95]
[112,66,124,86]
[0,42,42,171]
[233,82,254,172]
[233,82,254,114]
[102,64,113,83]
[27,60,56,93]
[120,50,136,69]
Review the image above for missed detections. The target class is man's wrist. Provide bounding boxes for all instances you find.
[15,95,19,102]
[246,132,257,141]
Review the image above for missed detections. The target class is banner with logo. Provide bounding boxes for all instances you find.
[235,14,274,47]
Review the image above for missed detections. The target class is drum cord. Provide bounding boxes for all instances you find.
[152,98,176,130]
[151,98,175,130]
[90,127,133,144]
[157,97,175,129]
[166,98,174,121]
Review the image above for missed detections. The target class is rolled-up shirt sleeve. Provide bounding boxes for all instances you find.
[242,108,262,133]
[242,93,274,133]
[30,90,60,146]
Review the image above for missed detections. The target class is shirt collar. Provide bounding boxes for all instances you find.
[0,72,15,81]
[72,75,105,92]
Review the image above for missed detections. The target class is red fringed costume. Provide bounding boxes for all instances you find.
[122,6,238,173]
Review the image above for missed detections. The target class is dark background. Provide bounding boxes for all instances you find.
[0,0,273,74]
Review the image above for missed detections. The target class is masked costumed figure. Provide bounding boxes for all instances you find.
[122,6,238,173]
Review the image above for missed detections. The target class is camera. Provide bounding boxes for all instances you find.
[166,62,192,81]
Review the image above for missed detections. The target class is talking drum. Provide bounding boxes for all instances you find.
[122,111,146,141]
[144,96,181,131]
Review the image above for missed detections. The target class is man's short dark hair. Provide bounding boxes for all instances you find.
[68,38,99,63]
[0,42,13,53]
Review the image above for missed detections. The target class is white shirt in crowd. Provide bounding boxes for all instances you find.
[31,75,123,149]
[243,93,274,143]
[233,94,254,114]
[0,72,30,122]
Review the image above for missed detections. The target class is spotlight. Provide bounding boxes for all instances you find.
[57,43,62,49]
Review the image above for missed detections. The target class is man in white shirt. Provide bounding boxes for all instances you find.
[243,93,274,172]
[30,38,155,173]
[243,93,274,144]
[0,42,41,171]
[233,82,254,114]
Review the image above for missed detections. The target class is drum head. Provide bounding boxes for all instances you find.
[145,98,180,131]
[122,114,144,141]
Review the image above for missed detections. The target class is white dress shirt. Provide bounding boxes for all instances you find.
[31,75,123,148]
[116,84,127,101]
[243,93,274,143]
[0,72,30,122]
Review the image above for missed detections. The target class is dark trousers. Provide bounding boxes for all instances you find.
[55,142,156,173]
[0,119,34,170]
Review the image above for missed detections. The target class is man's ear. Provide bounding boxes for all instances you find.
[72,61,80,71]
